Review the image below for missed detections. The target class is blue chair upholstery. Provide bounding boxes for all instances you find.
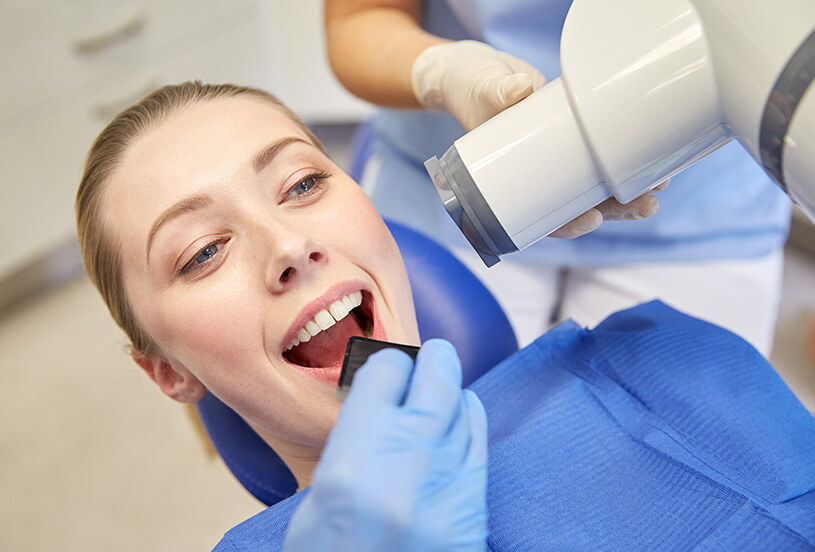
[196,220,518,505]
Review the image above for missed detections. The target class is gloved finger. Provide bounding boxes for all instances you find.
[454,393,490,545]
[496,73,536,109]
[653,178,671,192]
[472,57,545,130]
[595,193,659,221]
[466,73,536,131]
[322,349,416,463]
[497,51,548,90]
[548,208,603,238]
[431,390,487,494]
[343,348,415,412]
[403,339,465,440]
[544,172,668,239]
[426,387,483,476]
[463,390,488,466]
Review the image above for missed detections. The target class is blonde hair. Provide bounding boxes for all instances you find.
[76,81,325,358]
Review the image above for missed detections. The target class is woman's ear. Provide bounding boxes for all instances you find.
[132,355,207,403]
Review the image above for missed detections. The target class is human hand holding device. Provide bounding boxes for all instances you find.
[413,39,665,238]
[284,339,488,552]
[411,40,547,133]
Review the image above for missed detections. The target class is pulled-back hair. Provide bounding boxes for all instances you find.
[76,81,325,358]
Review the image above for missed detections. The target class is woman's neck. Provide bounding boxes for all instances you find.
[248,423,321,491]
[284,456,319,491]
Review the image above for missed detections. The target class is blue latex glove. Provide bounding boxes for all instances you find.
[284,339,488,552]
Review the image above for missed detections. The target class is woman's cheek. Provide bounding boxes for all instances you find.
[162,292,255,369]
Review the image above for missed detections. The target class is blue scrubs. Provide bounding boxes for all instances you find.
[364,0,791,265]
[212,301,815,551]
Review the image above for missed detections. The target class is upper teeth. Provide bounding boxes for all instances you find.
[284,291,363,352]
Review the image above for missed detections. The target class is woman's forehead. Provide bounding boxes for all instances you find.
[104,97,316,254]
[114,98,313,197]
[131,97,309,168]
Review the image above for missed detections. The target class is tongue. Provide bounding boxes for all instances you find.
[287,313,365,368]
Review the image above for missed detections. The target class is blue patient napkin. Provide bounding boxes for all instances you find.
[475,300,815,551]
[213,301,815,551]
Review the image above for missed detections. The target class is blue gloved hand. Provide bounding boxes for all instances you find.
[284,339,488,552]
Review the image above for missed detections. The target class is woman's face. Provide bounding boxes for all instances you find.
[105,96,418,456]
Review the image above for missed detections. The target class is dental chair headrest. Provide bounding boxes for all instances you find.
[196,220,518,505]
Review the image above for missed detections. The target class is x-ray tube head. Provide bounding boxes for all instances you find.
[427,76,612,266]
[426,0,815,267]
[425,150,516,267]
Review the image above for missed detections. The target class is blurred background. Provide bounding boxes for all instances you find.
[1,1,814,551]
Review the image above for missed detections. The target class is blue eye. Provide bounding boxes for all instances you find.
[286,171,330,200]
[195,243,218,263]
[180,241,221,276]
[292,177,317,196]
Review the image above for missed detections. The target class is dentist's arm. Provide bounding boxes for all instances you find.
[284,339,488,552]
[325,0,545,129]
[325,0,444,108]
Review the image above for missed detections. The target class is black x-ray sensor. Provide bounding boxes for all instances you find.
[336,337,420,402]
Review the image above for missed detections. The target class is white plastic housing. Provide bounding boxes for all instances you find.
[561,0,726,204]
[437,0,815,256]
[453,78,608,250]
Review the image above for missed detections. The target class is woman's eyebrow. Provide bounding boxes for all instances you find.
[253,137,313,173]
[146,194,213,264]
[145,137,313,264]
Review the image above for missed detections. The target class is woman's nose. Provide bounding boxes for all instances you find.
[263,230,328,294]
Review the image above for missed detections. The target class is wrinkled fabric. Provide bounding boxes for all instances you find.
[212,302,815,551]
[477,300,815,550]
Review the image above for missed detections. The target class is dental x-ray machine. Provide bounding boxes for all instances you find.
[426,0,815,266]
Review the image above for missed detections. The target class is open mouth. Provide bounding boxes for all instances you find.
[283,290,375,369]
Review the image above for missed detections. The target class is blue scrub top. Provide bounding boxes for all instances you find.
[364,0,791,266]
[211,301,815,551]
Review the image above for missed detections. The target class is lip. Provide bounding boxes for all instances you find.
[280,282,389,385]
[279,280,376,354]
[292,364,344,384]
[288,305,388,384]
